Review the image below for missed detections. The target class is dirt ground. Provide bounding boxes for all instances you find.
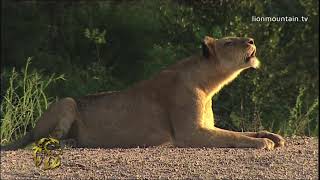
[0,136,318,179]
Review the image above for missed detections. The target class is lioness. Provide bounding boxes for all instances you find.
[1,36,285,151]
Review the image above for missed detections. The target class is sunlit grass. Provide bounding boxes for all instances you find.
[0,57,64,145]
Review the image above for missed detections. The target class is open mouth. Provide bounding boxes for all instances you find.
[245,49,256,63]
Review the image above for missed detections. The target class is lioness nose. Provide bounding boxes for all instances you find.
[246,38,254,45]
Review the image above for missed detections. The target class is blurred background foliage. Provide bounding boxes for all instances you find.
[1,0,319,141]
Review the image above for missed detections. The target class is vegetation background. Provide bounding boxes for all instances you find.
[1,0,318,144]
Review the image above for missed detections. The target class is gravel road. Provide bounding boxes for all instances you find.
[1,136,318,179]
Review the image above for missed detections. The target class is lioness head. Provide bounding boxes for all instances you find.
[202,36,260,70]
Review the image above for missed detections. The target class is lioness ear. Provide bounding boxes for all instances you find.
[202,36,216,59]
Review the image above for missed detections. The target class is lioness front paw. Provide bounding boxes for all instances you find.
[257,138,275,150]
[257,131,285,148]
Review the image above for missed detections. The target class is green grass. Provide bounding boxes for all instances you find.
[285,86,319,136]
[0,57,64,145]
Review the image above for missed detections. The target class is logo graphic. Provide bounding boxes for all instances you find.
[32,137,63,170]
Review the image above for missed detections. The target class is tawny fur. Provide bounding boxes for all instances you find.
[1,36,285,151]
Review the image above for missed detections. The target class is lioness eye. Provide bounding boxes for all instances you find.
[224,41,233,46]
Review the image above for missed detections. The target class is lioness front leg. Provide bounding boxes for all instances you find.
[175,127,275,150]
[213,127,285,147]
[169,100,275,150]
[205,101,285,148]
